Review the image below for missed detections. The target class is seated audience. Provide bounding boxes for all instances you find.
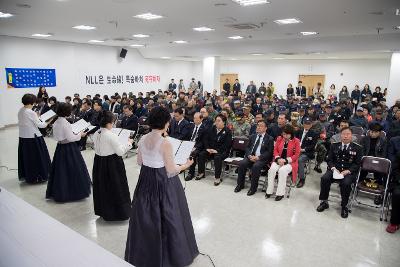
[168,107,191,140]
[266,125,301,201]
[234,120,274,195]
[197,114,232,186]
[317,127,363,218]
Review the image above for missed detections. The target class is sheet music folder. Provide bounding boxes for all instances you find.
[167,137,195,165]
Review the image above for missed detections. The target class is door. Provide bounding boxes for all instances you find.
[298,75,325,97]
[220,73,238,93]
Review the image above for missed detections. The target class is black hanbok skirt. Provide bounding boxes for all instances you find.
[125,165,199,267]
[18,136,51,184]
[92,154,131,221]
[46,142,91,202]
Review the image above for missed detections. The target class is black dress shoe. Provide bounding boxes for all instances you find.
[247,189,256,196]
[195,174,205,180]
[275,195,284,201]
[234,185,244,193]
[341,207,349,218]
[314,166,322,173]
[316,201,329,212]
[296,180,305,188]
[185,174,194,181]
[265,194,272,199]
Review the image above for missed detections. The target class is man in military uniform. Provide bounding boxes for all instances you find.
[317,127,363,218]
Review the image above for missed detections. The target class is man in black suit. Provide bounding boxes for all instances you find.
[109,96,121,114]
[295,117,319,188]
[296,81,307,98]
[252,97,263,116]
[249,113,265,136]
[317,127,363,218]
[168,78,177,92]
[168,107,191,140]
[121,105,138,133]
[233,79,241,95]
[185,112,207,181]
[235,120,274,195]
[197,114,233,186]
[199,107,214,129]
[223,79,231,95]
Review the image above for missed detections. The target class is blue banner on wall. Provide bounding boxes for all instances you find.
[6,68,56,88]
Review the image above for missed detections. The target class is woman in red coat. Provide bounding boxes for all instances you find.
[266,125,301,201]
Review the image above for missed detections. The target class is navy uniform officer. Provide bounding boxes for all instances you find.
[316,126,363,218]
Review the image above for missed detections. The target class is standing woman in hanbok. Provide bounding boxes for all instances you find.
[92,111,133,221]
[46,102,91,202]
[18,93,51,184]
[125,106,198,267]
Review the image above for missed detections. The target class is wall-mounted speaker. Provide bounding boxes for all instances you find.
[120,48,127,58]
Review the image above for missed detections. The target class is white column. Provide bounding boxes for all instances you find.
[202,57,220,94]
[387,53,400,106]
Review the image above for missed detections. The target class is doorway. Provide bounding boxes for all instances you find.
[298,75,326,97]
[220,73,238,92]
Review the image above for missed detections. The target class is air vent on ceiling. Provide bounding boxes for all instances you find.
[279,52,298,55]
[226,23,260,30]
[368,11,384,15]
[16,3,31,8]
[112,37,133,42]
[218,17,237,23]
[215,3,228,6]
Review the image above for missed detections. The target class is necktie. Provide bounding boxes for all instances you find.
[342,144,348,151]
[191,126,198,141]
[251,135,262,155]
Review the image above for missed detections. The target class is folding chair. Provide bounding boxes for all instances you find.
[350,156,391,221]
[262,165,296,198]
[223,137,249,177]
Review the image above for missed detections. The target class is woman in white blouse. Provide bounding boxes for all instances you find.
[18,94,51,183]
[46,103,91,202]
[125,106,198,267]
[92,111,133,221]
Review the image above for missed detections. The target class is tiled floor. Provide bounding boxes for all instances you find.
[0,126,399,267]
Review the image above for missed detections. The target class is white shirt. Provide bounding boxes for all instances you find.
[300,130,308,145]
[341,143,349,151]
[52,117,81,143]
[254,133,265,157]
[190,123,202,141]
[93,128,132,157]
[18,107,47,138]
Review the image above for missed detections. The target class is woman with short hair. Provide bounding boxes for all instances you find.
[18,93,51,183]
[46,102,91,202]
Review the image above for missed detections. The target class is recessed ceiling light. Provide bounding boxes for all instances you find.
[274,18,302,25]
[394,26,400,30]
[230,58,238,60]
[250,53,263,56]
[327,56,339,59]
[133,34,150,38]
[301,31,318,36]
[193,27,215,32]
[228,36,244,40]
[88,40,104,43]
[272,57,284,59]
[130,44,144,47]
[396,8,400,16]
[161,56,171,59]
[73,25,96,30]
[232,0,270,6]
[134,13,163,20]
[173,40,188,44]
[0,11,13,18]
[32,33,52,37]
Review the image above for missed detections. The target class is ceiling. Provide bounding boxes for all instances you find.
[1,0,399,60]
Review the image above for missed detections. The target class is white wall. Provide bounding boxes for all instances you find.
[219,59,391,97]
[0,36,202,126]
[387,53,400,106]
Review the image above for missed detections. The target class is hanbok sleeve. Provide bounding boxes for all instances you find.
[108,132,132,156]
